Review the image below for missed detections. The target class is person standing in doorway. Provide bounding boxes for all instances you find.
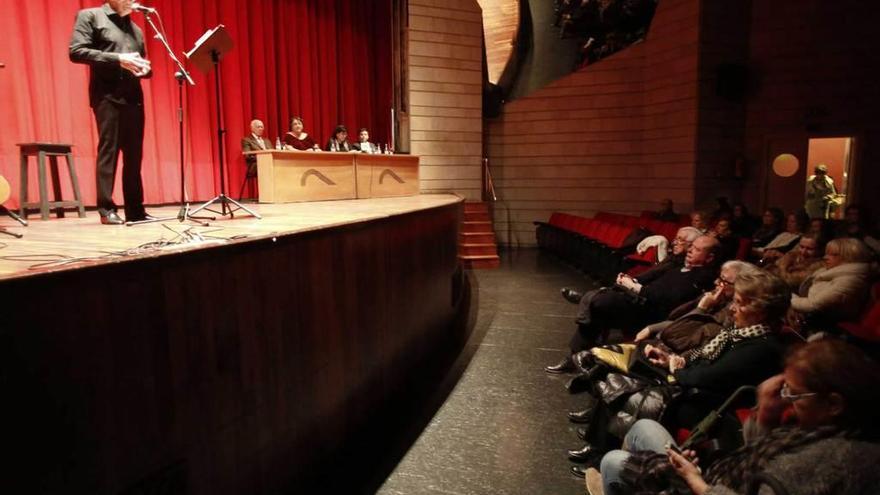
[805,164,837,219]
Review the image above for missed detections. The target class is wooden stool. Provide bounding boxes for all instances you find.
[17,142,87,220]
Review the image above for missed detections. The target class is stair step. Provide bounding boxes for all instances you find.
[464,211,491,222]
[460,232,496,244]
[461,221,494,233]
[459,243,498,256]
[463,202,490,213]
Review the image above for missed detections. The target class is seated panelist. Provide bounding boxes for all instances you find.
[325,125,354,152]
[282,116,320,151]
[353,128,378,154]
[241,119,270,175]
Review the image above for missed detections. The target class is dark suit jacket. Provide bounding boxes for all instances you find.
[639,264,718,321]
[241,135,271,173]
[353,141,378,153]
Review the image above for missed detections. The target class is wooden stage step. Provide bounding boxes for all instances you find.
[458,201,499,269]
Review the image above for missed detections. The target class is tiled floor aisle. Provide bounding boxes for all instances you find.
[379,248,601,495]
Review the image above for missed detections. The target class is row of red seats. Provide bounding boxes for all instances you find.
[537,211,688,282]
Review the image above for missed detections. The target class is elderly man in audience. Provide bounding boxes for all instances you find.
[590,339,880,495]
[547,235,720,374]
[631,226,703,266]
[764,234,825,291]
[789,237,875,332]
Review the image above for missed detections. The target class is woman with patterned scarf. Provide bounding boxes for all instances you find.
[568,271,790,477]
[641,270,790,428]
[590,338,880,495]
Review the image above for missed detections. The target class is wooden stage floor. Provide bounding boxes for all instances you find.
[0,194,462,282]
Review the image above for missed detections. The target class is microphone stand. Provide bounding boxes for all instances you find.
[127,9,212,226]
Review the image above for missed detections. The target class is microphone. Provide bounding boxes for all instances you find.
[132,2,157,14]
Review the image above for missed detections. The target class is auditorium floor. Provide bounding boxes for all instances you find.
[378,247,601,495]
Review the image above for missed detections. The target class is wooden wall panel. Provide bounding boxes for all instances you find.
[408,0,484,199]
[486,0,702,246]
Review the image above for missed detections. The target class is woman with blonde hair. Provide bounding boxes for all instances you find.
[790,237,874,329]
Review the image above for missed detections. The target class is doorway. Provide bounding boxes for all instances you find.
[806,137,855,219]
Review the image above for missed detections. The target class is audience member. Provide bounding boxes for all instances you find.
[283,116,320,151]
[751,208,784,249]
[633,226,702,265]
[547,236,719,373]
[353,128,378,153]
[835,204,880,254]
[729,202,758,238]
[709,218,740,262]
[596,339,880,495]
[653,198,679,222]
[642,270,789,421]
[790,237,874,331]
[808,217,830,239]
[690,210,709,233]
[632,260,757,352]
[567,270,789,475]
[764,234,825,291]
[711,196,733,223]
[754,212,806,262]
[325,124,354,152]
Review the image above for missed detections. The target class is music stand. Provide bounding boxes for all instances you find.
[186,25,260,220]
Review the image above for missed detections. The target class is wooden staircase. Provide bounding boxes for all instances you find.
[459,202,500,269]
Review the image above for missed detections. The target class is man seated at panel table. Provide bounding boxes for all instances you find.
[241,119,271,178]
[353,127,379,154]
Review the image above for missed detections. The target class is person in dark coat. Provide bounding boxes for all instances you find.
[546,236,720,374]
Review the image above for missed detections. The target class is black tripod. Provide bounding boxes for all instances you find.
[127,9,211,226]
[0,205,26,238]
[190,50,260,219]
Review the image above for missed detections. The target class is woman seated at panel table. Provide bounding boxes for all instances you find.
[353,127,379,154]
[282,116,320,151]
[325,125,354,152]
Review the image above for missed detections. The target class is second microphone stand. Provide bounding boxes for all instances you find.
[128,10,212,226]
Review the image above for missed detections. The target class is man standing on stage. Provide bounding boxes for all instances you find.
[70,0,153,224]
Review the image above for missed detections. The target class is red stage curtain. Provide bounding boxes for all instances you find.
[0,0,392,208]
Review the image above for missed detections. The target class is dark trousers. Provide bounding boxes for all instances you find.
[569,288,651,353]
[93,99,145,218]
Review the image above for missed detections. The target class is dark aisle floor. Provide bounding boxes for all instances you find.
[508,0,582,100]
[378,248,601,495]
